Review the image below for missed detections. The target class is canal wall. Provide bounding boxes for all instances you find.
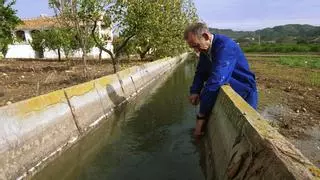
[204,85,320,180]
[0,53,188,180]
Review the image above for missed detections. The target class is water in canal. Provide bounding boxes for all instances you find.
[34,57,205,180]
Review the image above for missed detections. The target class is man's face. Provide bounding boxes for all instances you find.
[186,32,211,53]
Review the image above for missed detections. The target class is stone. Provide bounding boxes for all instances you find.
[284,86,291,92]
[302,108,307,113]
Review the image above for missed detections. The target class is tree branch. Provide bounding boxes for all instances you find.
[92,20,115,59]
[92,20,117,73]
[114,33,135,56]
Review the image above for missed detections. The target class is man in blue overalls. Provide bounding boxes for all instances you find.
[184,22,258,136]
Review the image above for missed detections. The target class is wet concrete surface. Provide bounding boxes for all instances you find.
[33,59,205,180]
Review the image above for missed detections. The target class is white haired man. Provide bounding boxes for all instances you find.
[184,22,258,136]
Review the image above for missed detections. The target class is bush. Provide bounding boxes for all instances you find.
[242,44,320,53]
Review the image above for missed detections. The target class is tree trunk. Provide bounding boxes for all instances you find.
[91,21,137,74]
[57,49,61,61]
[109,56,117,73]
[98,48,102,61]
[139,46,151,60]
[126,52,130,60]
[82,48,88,78]
[139,53,145,60]
[115,57,120,72]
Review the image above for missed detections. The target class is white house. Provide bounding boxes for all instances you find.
[5,15,114,59]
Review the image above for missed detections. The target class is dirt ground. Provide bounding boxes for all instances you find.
[248,56,320,167]
[0,59,145,107]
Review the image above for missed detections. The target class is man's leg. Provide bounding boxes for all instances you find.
[245,89,258,109]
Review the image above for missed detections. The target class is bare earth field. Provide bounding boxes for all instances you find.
[248,56,320,167]
[0,59,145,106]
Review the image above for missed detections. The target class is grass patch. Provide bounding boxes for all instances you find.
[242,44,320,53]
[278,56,320,69]
[250,57,320,87]
[309,72,320,86]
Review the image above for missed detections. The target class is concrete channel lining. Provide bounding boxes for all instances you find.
[0,53,188,180]
[205,85,320,180]
[0,90,80,180]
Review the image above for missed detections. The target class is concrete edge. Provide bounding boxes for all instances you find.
[205,85,320,180]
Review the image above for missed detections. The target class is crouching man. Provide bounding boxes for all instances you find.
[184,22,258,136]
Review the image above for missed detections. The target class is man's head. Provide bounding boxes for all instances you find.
[184,22,212,53]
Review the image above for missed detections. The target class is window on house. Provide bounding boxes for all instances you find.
[15,30,26,42]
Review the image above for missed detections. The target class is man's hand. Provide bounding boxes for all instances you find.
[189,94,200,105]
[194,119,205,137]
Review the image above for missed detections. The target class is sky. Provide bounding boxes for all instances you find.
[13,0,320,31]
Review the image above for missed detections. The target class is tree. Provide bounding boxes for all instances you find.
[49,0,198,73]
[30,30,45,58]
[44,28,79,61]
[30,28,79,61]
[0,0,22,55]
[91,0,198,71]
[49,0,120,72]
[88,0,133,73]
[114,0,198,60]
[49,0,98,74]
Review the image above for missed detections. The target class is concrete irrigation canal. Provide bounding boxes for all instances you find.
[0,54,319,179]
[33,55,205,180]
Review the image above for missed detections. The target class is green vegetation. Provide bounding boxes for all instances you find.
[249,55,320,69]
[256,24,320,43]
[49,0,198,73]
[278,56,320,69]
[209,28,253,39]
[49,0,101,69]
[210,24,320,45]
[309,72,320,86]
[250,56,320,87]
[30,28,81,61]
[242,44,320,53]
[0,0,22,55]
[115,0,198,60]
[210,24,320,53]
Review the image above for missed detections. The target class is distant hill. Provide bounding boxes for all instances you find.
[208,28,252,39]
[209,24,320,44]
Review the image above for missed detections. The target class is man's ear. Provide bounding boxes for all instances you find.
[202,33,210,41]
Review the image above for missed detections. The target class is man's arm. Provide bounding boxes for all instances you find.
[189,54,210,105]
[199,42,238,116]
[190,54,209,95]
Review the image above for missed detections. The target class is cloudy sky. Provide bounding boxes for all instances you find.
[14,0,320,31]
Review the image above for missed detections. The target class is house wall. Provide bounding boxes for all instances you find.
[5,24,114,59]
[5,44,36,58]
[42,43,113,59]
[6,43,114,59]
[24,30,32,43]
